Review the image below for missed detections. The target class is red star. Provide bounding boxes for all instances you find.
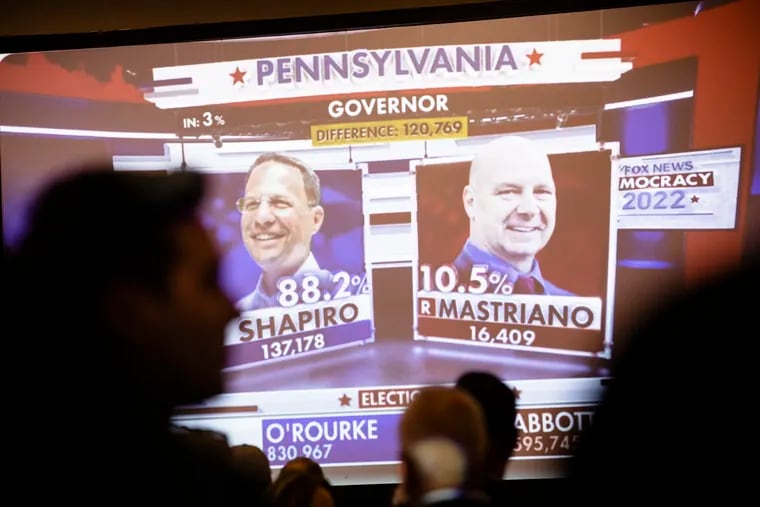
[339,394,352,406]
[691,195,700,203]
[229,66,247,85]
[527,48,544,66]
[512,387,522,400]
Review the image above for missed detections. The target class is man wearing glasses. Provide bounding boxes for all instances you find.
[235,152,334,311]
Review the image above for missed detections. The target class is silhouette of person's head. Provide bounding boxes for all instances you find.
[397,385,487,504]
[231,444,273,497]
[6,166,245,504]
[9,167,237,416]
[271,467,334,507]
[455,371,518,480]
[280,456,326,482]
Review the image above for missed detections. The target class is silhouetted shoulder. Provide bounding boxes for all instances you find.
[568,257,759,502]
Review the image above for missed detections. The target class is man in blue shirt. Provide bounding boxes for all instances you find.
[454,135,574,296]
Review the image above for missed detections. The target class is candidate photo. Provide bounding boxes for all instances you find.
[197,153,367,311]
[416,135,612,298]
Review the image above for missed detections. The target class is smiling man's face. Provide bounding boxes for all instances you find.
[239,161,323,278]
[463,136,557,270]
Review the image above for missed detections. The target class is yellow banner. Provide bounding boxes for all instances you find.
[311,116,468,146]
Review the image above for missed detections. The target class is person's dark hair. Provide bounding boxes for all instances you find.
[455,370,518,477]
[230,444,272,494]
[271,468,332,507]
[247,152,321,206]
[279,456,326,481]
[399,385,487,496]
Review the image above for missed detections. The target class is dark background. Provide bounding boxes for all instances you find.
[0,1,699,39]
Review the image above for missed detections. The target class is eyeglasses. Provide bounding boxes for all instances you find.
[235,196,317,213]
